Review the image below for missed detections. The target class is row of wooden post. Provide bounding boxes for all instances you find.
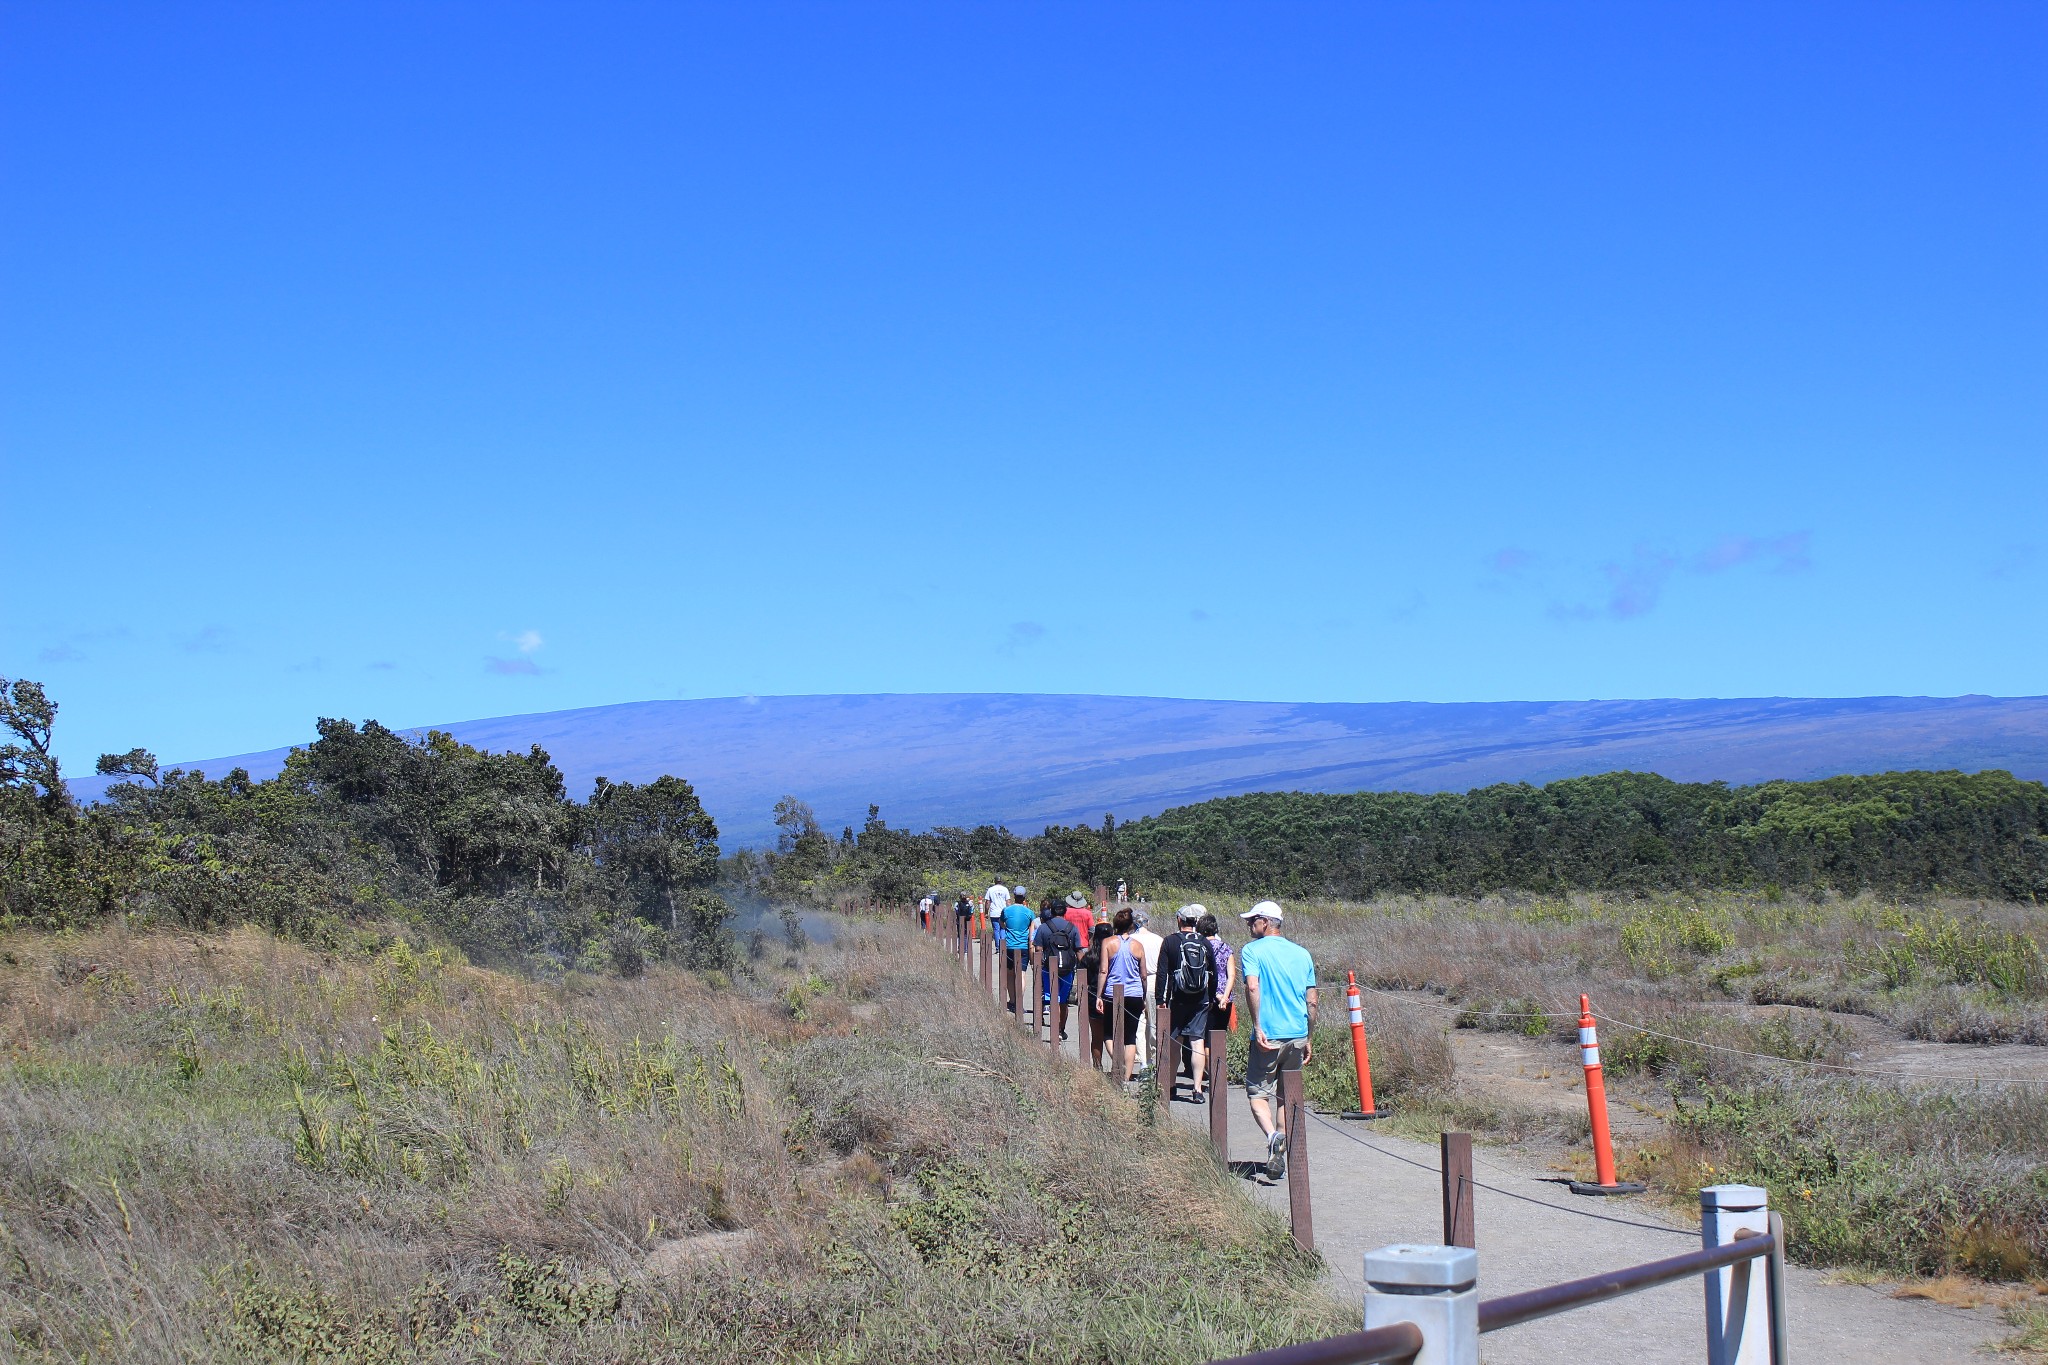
[909,891,1324,1252]
[908,896,1481,1255]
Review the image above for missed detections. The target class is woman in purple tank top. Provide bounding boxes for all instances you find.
[1097,907,1150,1085]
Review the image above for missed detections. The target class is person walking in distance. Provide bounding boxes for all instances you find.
[1239,900,1316,1180]
[1000,885,1036,1015]
[1097,908,1150,1086]
[1034,901,1083,1042]
[953,891,973,943]
[1156,905,1216,1103]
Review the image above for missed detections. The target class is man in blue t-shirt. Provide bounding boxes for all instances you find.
[1001,885,1036,1015]
[1238,899,1317,1180]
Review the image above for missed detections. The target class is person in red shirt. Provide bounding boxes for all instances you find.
[1061,892,1094,952]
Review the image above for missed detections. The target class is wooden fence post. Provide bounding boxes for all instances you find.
[1207,1024,1228,1158]
[1152,1001,1171,1118]
[1110,993,1127,1084]
[1281,1063,1313,1251]
[1441,1132,1475,1248]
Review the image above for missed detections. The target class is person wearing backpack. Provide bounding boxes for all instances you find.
[1033,901,1083,1043]
[1155,904,1216,1104]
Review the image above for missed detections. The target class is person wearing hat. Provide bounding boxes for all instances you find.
[1156,904,1217,1103]
[1238,899,1317,1180]
[1060,891,1094,955]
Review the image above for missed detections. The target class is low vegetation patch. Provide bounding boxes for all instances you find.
[1230,889,2048,1282]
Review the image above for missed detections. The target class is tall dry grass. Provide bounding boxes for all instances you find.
[0,918,1346,1362]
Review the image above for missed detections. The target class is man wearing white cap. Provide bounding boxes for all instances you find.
[1238,899,1317,1180]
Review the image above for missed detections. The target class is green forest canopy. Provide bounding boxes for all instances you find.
[7,679,2047,967]
[767,770,2048,904]
[0,679,732,969]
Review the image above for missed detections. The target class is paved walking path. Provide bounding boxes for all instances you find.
[956,934,2010,1362]
[1173,1082,2007,1364]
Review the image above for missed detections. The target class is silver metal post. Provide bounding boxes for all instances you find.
[1701,1184,1771,1365]
[1363,1244,1478,1365]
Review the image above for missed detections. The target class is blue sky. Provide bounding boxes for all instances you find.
[4,1,2043,771]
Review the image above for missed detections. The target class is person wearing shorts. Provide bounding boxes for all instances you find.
[1156,904,1214,1103]
[1097,908,1149,1085]
[1033,901,1082,1040]
[1239,899,1316,1180]
[1000,885,1036,1014]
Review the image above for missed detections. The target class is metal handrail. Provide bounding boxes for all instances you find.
[1205,1320,1426,1365]
[1477,1231,1776,1334]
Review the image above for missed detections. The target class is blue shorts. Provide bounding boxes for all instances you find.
[1040,965,1076,1003]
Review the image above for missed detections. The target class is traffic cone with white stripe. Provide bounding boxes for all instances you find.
[1340,972,1384,1120]
[1569,993,1645,1196]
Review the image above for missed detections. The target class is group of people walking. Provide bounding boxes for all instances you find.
[956,883,1317,1180]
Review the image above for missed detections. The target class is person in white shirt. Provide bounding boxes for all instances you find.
[1130,907,1164,1073]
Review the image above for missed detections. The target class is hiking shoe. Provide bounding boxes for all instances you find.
[1265,1129,1287,1180]
[1189,1090,1207,1105]
[1058,1030,1069,1041]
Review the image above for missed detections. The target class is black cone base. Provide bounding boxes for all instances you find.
[1568,1180,1647,1197]
[1340,1110,1385,1121]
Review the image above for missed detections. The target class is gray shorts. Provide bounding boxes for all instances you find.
[1245,1036,1307,1102]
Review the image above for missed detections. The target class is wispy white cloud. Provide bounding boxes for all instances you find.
[181,625,232,653]
[1988,544,2037,581]
[1487,548,1537,576]
[1546,531,1814,622]
[1603,546,1680,619]
[486,657,542,676]
[1694,532,1811,575]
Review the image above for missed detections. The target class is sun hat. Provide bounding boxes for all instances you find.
[1065,892,1090,909]
[1240,899,1284,923]
[1176,904,1204,923]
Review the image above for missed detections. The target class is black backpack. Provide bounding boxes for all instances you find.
[1172,933,1214,998]
[1043,917,1081,973]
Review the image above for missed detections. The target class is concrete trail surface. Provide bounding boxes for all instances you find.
[1156,1082,2006,1365]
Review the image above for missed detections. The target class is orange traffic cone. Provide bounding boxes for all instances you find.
[1340,971,1384,1120]
[1569,994,1644,1196]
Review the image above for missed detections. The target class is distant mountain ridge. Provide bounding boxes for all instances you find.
[74,693,2048,847]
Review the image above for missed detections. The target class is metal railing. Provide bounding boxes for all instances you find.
[1211,1203,1786,1365]
[1207,1321,1426,1365]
